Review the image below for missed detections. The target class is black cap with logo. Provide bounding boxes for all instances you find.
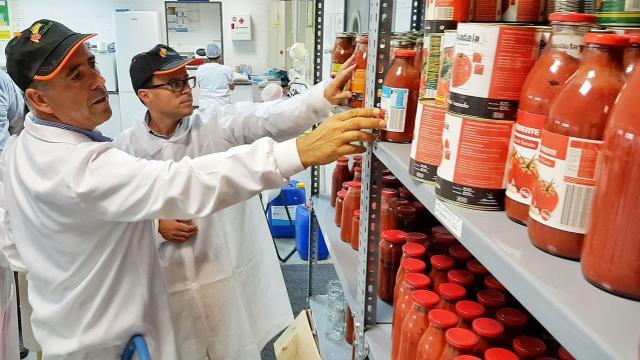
[130,44,196,93]
[5,19,96,91]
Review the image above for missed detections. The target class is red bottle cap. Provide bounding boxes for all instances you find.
[454,356,482,360]
[477,289,507,308]
[449,245,473,261]
[347,181,362,190]
[472,317,504,338]
[434,232,458,246]
[484,275,507,292]
[394,199,411,208]
[431,255,455,270]
[337,190,348,199]
[496,308,528,328]
[353,209,360,218]
[406,232,428,244]
[485,348,519,360]
[342,181,357,190]
[405,273,431,290]
[403,243,426,258]
[396,49,417,58]
[548,12,597,23]
[445,328,478,350]
[397,205,417,216]
[466,259,489,276]
[412,289,440,308]
[399,187,412,198]
[513,336,547,358]
[382,188,399,198]
[584,33,630,47]
[400,258,427,273]
[438,283,467,301]
[432,225,449,235]
[455,300,485,320]
[353,155,363,161]
[428,309,459,329]
[558,346,576,360]
[382,229,407,243]
[337,156,349,163]
[625,33,640,45]
[383,174,399,183]
[447,269,475,287]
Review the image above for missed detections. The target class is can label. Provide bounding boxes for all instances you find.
[425,20,460,33]
[426,0,471,21]
[351,69,367,102]
[331,62,342,77]
[410,101,447,183]
[471,0,502,21]
[502,0,546,22]
[529,130,602,234]
[506,110,545,206]
[435,31,458,103]
[448,24,541,120]
[596,12,640,25]
[598,0,640,12]
[420,35,443,99]
[381,86,409,132]
[435,112,514,210]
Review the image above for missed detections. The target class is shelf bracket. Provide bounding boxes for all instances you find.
[411,0,425,31]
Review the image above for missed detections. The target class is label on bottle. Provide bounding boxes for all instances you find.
[331,62,342,77]
[351,68,366,100]
[551,33,586,60]
[381,86,409,132]
[506,110,546,205]
[529,130,603,234]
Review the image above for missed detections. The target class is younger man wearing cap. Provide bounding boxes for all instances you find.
[1,20,383,359]
[196,42,234,108]
[113,44,357,359]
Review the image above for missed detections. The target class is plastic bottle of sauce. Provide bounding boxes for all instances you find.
[528,33,629,260]
[447,269,475,294]
[485,348,519,360]
[394,258,428,305]
[512,336,547,359]
[505,13,596,225]
[349,35,369,108]
[350,209,360,250]
[392,287,438,359]
[378,230,407,302]
[381,188,400,232]
[484,275,507,293]
[472,318,505,354]
[438,328,479,359]
[580,59,640,300]
[415,309,459,360]
[406,232,429,247]
[436,283,467,312]
[397,205,418,232]
[449,245,473,268]
[331,32,356,77]
[353,166,362,182]
[455,300,486,329]
[624,34,640,77]
[335,190,347,226]
[397,290,441,360]
[429,255,455,291]
[331,157,352,207]
[340,182,362,242]
[496,308,528,339]
[380,49,420,143]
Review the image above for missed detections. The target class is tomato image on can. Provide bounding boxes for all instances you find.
[435,31,458,103]
[410,100,448,183]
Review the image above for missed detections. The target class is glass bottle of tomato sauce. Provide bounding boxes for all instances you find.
[340,182,362,242]
[380,49,420,143]
[581,48,640,300]
[438,328,479,359]
[331,32,355,77]
[334,190,348,226]
[378,230,407,302]
[397,291,444,360]
[471,318,505,354]
[415,309,459,360]
[436,283,467,312]
[392,282,436,358]
[380,188,399,232]
[505,13,596,225]
[394,257,428,305]
[624,34,640,77]
[349,35,369,108]
[455,300,486,329]
[350,209,361,250]
[528,33,629,260]
[429,255,455,291]
[331,157,352,207]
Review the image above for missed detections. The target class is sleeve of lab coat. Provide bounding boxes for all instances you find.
[199,80,334,147]
[69,137,304,222]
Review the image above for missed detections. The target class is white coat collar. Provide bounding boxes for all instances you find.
[23,114,95,145]
[132,111,192,157]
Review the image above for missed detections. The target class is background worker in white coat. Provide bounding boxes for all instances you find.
[1,19,384,359]
[196,42,234,108]
[113,44,354,359]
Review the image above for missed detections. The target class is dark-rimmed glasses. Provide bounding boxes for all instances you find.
[145,76,195,93]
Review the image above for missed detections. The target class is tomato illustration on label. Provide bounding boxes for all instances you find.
[512,154,538,199]
[452,53,472,87]
[531,179,558,220]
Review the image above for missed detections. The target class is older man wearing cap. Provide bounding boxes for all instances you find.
[1,19,383,359]
[196,42,234,108]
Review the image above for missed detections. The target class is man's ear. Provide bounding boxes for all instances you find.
[137,88,151,105]
[25,88,54,115]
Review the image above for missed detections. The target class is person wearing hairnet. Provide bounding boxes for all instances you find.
[1,19,384,359]
[196,42,234,108]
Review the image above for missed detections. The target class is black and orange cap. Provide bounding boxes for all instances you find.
[5,19,96,91]
[129,44,197,92]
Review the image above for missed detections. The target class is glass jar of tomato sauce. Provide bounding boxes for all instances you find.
[406,232,429,247]
[331,32,356,77]
[512,336,547,359]
[415,309,459,360]
[381,188,399,232]
[484,275,507,293]
[485,348,519,360]
[378,230,407,302]
[335,190,347,226]
[392,285,437,358]
[383,175,402,189]
[476,289,507,318]
[397,290,442,360]
[466,259,489,291]
[496,308,528,339]
[399,187,414,200]
[437,283,467,312]
[353,166,362,182]
[449,245,473,268]
[505,13,596,225]
[472,318,505,354]
[395,258,428,305]
[455,300,486,330]
[528,33,629,260]
[432,232,459,256]
[349,35,369,108]
[331,157,351,207]
[429,255,455,291]
[439,328,479,359]
[397,205,418,232]
[624,34,640,77]
[390,38,416,64]
[340,182,362,242]
[447,269,475,293]
[350,209,360,250]
[380,49,420,143]
[580,44,640,300]
[400,243,427,264]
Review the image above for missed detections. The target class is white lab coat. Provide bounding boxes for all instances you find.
[196,63,234,108]
[1,112,305,359]
[0,183,19,360]
[113,81,333,360]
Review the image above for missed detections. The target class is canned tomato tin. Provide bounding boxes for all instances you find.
[448,23,542,121]
[410,100,448,183]
[425,20,459,33]
[435,112,514,210]
[470,0,502,21]
[502,0,546,22]
[597,0,640,26]
[435,30,458,103]
[420,34,444,99]
[426,0,471,21]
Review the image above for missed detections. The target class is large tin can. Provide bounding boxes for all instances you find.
[502,0,547,22]
[410,100,448,183]
[426,0,471,21]
[597,0,640,25]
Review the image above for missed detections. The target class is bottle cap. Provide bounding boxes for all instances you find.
[472,317,504,338]
[400,258,427,273]
[484,275,507,292]
[431,255,455,270]
[382,229,407,243]
[485,348,519,360]
[584,33,630,46]
[405,273,431,289]
[438,283,467,301]
[455,300,486,320]
[496,308,528,328]
[403,243,426,258]
[428,309,459,328]
[445,328,479,350]
[477,289,507,308]
[449,245,473,261]
[396,49,417,58]
[412,289,440,307]
[447,269,475,287]
[512,336,547,358]
[548,12,597,23]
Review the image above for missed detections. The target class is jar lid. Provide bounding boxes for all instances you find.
[455,300,485,320]
[432,225,449,235]
[558,346,575,360]
[625,33,640,45]
[353,209,360,217]
[438,283,467,301]
[396,49,417,58]
[445,328,478,350]
[381,188,399,198]
[342,181,357,189]
[382,229,407,243]
[477,289,507,308]
[348,181,362,190]
[394,199,411,207]
[397,205,417,216]
[449,245,473,261]
[383,174,399,182]
[337,190,348,198]
[512,336,547,357]
[337,156,349,163]
[484,275,506,291]
[400,258,427,273]
[434,232,458,246]
[406,232,428,244]
[403,242,426,258]
[431,255,455,270]
[466,259,489,275]
[428,309,459,328]
[496,308,528,328]
[584,33,630,47]
[412,289,440,307]
[454,356,481,360]
[485,348,519,360]
[447,269,475,287]
[472,318,504,338]
[405,273,431,289]
[548,12,596,23]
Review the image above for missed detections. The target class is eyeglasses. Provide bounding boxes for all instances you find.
[146,76,196,93]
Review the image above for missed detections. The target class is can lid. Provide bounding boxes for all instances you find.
[472,318,504,338]
[477,289,507,308]
[401,258,427,273]
[625,33,640,45]
[584,33,630,46]
[337,156,349,163]
[548,12,596,23]
[447,269,475,287]
[397,205,417,216]
[484,348,519,360]
[395,49,417,58]
[403,242,427,258]
[445,328,478,350]
[438,282,467,301]
[466,259,489,275]
[406,232,428,243]
[430,254,455,270]
[412,289,440,307]
[381,188,399,198]
[428,309,459,328]
[337,190,348,198]
[405,273,431,289]
[455,300,485,320]
[454,356,481,360]
[484,275,507,291]
[496,308,528,328]
[353,209,360,217]
[558,346,576,360]
[449,245,473,261]
[382,229,407,243]
[512,336,547,357]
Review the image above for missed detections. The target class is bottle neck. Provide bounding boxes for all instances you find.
[582,44,625,71]
[548,23,593,59]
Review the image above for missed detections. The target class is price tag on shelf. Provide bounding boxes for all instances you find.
[434,199,463,238]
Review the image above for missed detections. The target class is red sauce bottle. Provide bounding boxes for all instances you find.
[340,182,361,242]
[429,255,455,291]
[397,290,442,360]
[392,287,437,359]
[447,269,475,294]
[472,318,505,354]
[381,188,400,232]
[334,190,347,227]
[496,308,528,339]
[484,275,507,293]
[395,257,428,305]
[624,34,640,77]
[558,346,576,360]
[349,35,369,108]
[528,33,629,260]
[580,56,640,300]
[476,289,507,318]
[505,13,596,224]
[437,283,467,313]
[352,154,363,172]
[466,259,489,291]
[350,209,360,250]
[399,186,415,201]
[512,336,547,359]
[455,300,486,329]
[353,166,362,182]
[380,49,420,143]
[397,205,418,232]
[345,305,354,344]
[406,232,429,247]
[485,348,519,360]
[415,309,459,360]
[378,230,407,302]
[331,33,355,77]
[449,245,473,268]
[331,157,351,207]
[438,328,479,359]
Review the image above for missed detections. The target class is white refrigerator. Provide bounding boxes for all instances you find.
[114,11,163,132]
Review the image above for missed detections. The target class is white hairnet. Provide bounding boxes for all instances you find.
[261,83,284,102]
[206,42,222,58]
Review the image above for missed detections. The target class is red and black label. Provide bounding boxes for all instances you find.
[448,91,519,120]
[435,176,506,210]
[424,20,459,34]
[410,159,438,183]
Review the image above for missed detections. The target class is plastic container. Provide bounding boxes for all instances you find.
[349,35,369,108]
[477,289,507,317]
[496,308,528,339]
[392,287,438,359]
[395,258,428,305]
[340,182,362,242]
[429,255,456,291]
[267,181,306,238]
[415,309,460,360]
[397,290,441,360]
[378,230,407,302]
[437,283,467,312]
[455,300,486,329]
[331,157,352,207]
[512,336,547,358]
[439,328,479,359]
[472,318,505,354]
[295,205,329,260]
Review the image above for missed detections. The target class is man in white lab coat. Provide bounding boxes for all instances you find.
[1,20,383,359]
[113,44,354,359]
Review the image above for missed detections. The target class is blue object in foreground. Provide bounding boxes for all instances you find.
[121,335,151,360]
[267,181,306,238]
[295,204,329,260]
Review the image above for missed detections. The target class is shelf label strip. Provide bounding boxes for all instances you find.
[434,199,463,238]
